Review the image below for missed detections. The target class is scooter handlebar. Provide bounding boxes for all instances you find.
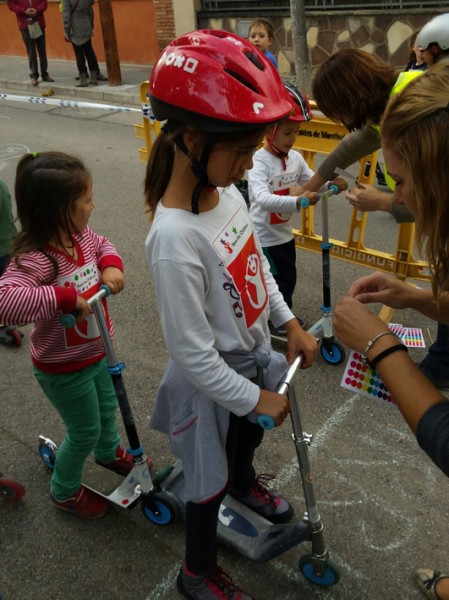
[59,285,111,328]
[257,354,303,430]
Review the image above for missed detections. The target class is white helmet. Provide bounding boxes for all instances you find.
[416,13,449,51]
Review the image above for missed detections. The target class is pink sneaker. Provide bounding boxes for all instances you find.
[95,445,152,476]
[229,474,294,524]
[50,485,108,518]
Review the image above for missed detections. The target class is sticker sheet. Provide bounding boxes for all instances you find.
[341,351,396,406]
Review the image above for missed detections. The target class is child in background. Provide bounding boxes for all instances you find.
[406,30,427,71]
[248,17,278,69]
[248,83,344,335]
[0,178,23,347]
[0,151,150,519]
[144,30,318,599]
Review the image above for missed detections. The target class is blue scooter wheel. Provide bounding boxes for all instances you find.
[320,341,345,365]
[39,444,56,469]
[299,554,341,586]
[141,492,177,526]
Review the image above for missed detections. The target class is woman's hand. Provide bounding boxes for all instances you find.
[334,295,388,354]
[345,183,391,212]
[283,318,318,367]
[254,389,290,427]
[347,272,412,308]
[100,267,125,294]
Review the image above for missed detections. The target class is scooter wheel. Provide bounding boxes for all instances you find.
[0,477,26,500]
[299,554,341,586]
[141,492,177,526]
[320,341,345,365]
[39,443,56,470]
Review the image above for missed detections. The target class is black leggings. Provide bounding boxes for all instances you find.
[185,413,264,574]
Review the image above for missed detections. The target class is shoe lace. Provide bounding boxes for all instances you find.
[206,566,240,599]
[424,570,442,591]
[249,474,277,507]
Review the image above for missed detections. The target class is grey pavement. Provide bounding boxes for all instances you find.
[0,54,150,106]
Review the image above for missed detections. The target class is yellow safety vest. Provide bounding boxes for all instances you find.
[375,70,423,190]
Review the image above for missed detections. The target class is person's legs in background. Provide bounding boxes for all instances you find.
[36,31,53,82]
[419,322,449,390]
[72,42,89,87]
[20,29,38,85]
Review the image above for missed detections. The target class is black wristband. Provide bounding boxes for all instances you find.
[368,343,408,370]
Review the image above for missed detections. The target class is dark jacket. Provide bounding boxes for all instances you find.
[7,0,47,31]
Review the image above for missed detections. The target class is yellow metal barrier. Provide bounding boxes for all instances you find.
[292,107,430,292]
[134,90,431,320]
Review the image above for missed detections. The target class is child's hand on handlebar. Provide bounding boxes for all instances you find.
[330,176,348,193]
[254,389,290,427]
[100,267,125,294]
[283,318,318,367]
[74,295,91,323]
[289,186,319,206]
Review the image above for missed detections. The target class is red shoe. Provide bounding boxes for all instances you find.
[95,445,152,476]
[50,485,108,518]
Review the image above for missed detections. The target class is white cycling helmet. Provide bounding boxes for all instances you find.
[416,13,449,51]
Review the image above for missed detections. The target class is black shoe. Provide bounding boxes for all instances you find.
[177,563,253,599]
[229,474,294,524]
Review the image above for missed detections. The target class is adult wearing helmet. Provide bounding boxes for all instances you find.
[248,83,344,335]
[144,30,318,600]
[416,13,449,65]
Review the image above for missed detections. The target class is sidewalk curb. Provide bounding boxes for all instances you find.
[0,78,142,107]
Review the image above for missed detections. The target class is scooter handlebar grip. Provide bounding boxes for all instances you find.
[59,285,111,328]
[299,196,310,208]
[59,312,77,328]
[258,415,276,430]
[329,184,339,195]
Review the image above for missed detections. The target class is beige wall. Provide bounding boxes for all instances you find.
[172,0,198,36]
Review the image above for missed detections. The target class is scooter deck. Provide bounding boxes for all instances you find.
[160,461,310,562]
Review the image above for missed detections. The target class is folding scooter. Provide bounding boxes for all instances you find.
[0,473,25,500]
[153,354,341,586]
[271,183,346,366]
[38,286,178,525]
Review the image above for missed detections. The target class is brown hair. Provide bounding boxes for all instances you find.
[312,48,397,130]
[382,61,449,296]
[248,17,274,40]
[13,151,90,282]
[144,123,266,219]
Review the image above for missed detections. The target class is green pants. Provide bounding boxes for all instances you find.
[34,357,120,499]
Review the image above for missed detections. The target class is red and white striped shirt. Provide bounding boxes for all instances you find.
[0,227,123,373]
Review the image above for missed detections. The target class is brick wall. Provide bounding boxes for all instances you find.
[153,0,176,51]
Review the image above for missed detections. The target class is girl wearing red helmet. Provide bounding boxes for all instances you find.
[144,30,318,600]
[248,83,344,335]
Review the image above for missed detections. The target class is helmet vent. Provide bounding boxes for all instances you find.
[224,68,258,93]
[244,50,265,71]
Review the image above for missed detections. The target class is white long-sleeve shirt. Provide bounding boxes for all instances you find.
[145,185,294,417]
[249,147,327,247]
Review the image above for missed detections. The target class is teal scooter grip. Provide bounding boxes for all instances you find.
[59,285,111,328]
[258,415,276,430]
[298,196,310,208]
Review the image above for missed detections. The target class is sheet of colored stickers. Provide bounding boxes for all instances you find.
[340,323,425,406]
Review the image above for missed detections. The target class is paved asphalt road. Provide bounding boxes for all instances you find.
[0,88,448,600]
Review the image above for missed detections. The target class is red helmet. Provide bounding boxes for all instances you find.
[285,82,313,122]
[148,29,293,132]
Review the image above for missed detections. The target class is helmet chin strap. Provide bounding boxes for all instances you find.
[266,124,288,171]
[175,134,216,215]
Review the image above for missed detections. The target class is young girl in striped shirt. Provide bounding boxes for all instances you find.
[0,151,150,518]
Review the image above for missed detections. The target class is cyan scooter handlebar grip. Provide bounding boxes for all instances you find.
[299,196,310,208]
[59,285,111,328]
[329,184,339,195]
[258,415,276,430]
